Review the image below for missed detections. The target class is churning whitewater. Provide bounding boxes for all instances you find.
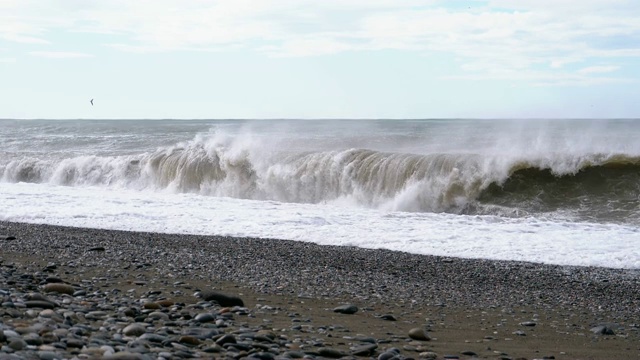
[1,119,639,268]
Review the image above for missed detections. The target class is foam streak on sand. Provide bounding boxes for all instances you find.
[1,182,639,269]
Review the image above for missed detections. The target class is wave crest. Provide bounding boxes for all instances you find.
[2,132,639,221]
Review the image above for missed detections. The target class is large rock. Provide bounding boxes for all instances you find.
[200,291,244,307]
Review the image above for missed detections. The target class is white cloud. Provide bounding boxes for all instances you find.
[578,66,620,74]
[29,51,94,59]
[1,0,639,84]
[262,35,354,57]
[445,69,633,87]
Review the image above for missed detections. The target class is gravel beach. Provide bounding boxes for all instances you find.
[1,221,639,360]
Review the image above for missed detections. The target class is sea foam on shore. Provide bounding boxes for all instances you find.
[2,183,639,270]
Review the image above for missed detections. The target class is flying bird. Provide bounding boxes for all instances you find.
[90,99,94,106]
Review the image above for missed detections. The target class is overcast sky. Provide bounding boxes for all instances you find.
[1,0,639,119]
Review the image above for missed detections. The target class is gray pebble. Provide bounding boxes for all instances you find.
[123,324,146,337]
[333,304,358,314]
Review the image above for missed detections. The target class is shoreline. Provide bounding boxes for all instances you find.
[1,221,639,359]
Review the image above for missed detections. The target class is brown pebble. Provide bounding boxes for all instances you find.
[178,335,202,345]
[143,302,161,310]
[157,299,174,307]
[43,283,75,295]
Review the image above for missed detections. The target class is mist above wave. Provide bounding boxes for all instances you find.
[2,124,639,223]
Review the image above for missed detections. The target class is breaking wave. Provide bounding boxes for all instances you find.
[2,132,639,222]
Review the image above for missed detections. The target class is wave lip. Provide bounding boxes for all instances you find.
[2,132,639,224]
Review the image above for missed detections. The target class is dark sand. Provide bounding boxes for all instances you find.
[1,221,639,359]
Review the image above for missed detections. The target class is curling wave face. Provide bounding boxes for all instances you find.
[2,127,639,224]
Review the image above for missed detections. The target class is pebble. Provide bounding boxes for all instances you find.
[43,283,74,296]
[123,324,146,337]
[351,343,378,356]
[1,221,639,360]
[200,291,245,307]
[408,327,431,341]
[25,301,55,309]
[590,325,615,335]
[420,351,438,359]
[194,313,215,323]
[333,304,358,314]
[318,347,346,358]
[379,314,397,321]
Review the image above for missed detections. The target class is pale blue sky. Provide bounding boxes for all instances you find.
[1,0,639,119]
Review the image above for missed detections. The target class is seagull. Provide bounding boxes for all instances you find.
[90,99,94,106]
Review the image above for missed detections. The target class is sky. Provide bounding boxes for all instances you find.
[1,0,639,119]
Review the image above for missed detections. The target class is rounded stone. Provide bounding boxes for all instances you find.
[215,334,237,346]
[25,300,56,309]
[351,343,378,356]
[41,332,59,344]
[85,311,108,320]
[408,328,431,341]
[200,291,244,307]
[66,338,85,348]
[194,313,215,323]
[419,352,438,360]
[8,339,27,351]
[157,300,174,308]
[378,351,399,360]
[146,311,169,321]
[43,283,75,296]
[23,333,43,346]
[122,308,137,317]
[178,335,201,346]
[143,302,160,310]
[333,304,358,314]
[591,325,615,335]
[38,351,61,360]
[138,333,166,343]
[182,327,219,339]
[123,324,146,337]
[38,308,53,315]
[103,352,147,360]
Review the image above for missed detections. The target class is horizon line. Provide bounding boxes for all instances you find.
[2,117,639,121]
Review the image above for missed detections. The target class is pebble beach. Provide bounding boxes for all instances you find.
[1,221,639,360]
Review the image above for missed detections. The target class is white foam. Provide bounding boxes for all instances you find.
[1,182,638,269]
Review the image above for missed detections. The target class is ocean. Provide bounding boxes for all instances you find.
[1,119,639,268]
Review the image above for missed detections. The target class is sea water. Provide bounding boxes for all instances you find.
[1,119,639,268]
